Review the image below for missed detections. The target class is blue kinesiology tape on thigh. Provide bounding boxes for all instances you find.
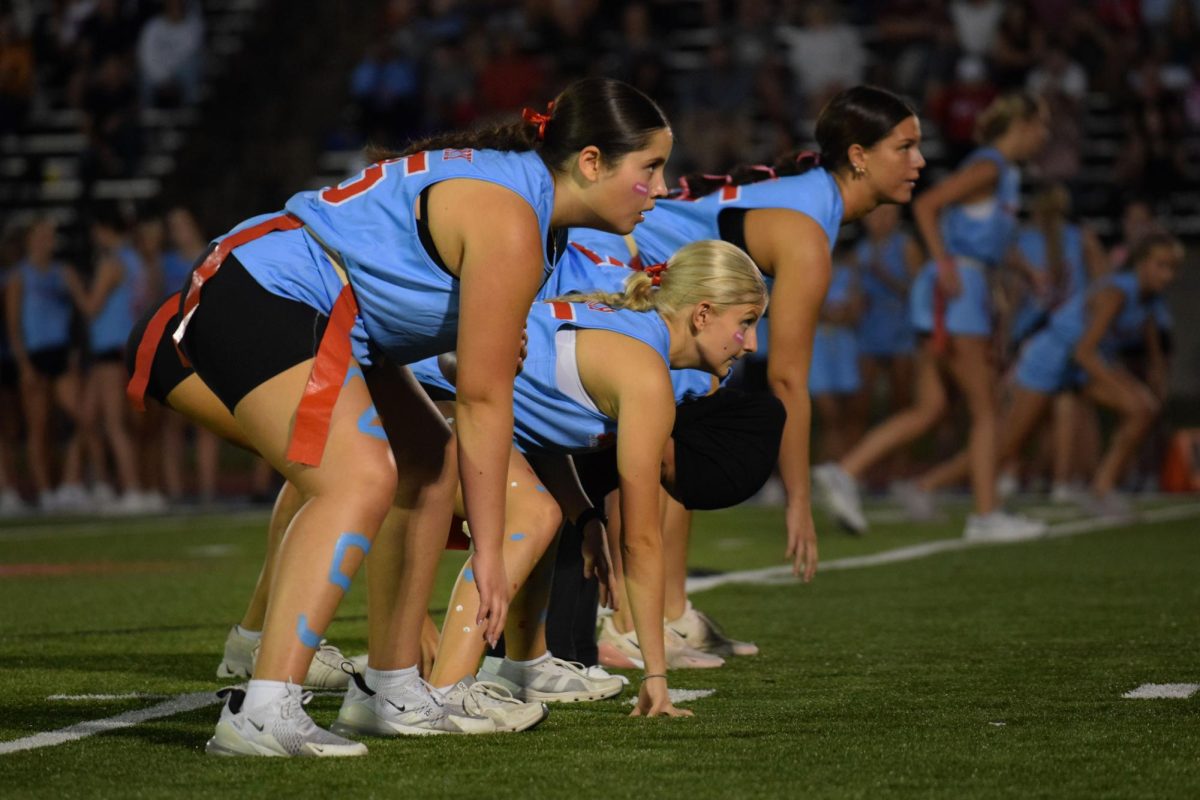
[328,532,372,592]
[357,405,388,441]
[296,614,323,648]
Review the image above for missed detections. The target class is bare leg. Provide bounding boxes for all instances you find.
[943,336,1000,515]
[20,373,52,495]
[195,427,220,502]
[238,481,305,631]
[840,341,948,480]
[94,364,140,492]
[1082,370,1159,495]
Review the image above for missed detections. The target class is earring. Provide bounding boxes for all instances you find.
[854,164,867,178]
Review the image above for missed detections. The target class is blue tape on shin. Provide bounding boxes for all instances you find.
[328,532,372,592]
[296,614,323,648]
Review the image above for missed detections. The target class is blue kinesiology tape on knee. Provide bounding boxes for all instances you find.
[357,405,388,441]
[328,532,372,592]
[296,614,323,648]
[343,366,364,386]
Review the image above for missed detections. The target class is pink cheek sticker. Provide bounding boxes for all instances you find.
[632,182,650,196]
[733,330,746,344]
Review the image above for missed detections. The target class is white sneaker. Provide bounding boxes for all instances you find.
[1050,482,1086,505]
[584,664,629,686]
[90,482,117,509]
[332,671,495,736]
[666,601,759,657]
[889,480,938,522]
[963,511,1047,542]
[216,626,354,690]
[813,463,868,533]
[439,675,548,733]
[53,484,92,513]
[1079,491,1134,521]
[0,488,28,517]
[478,653,625,703]
[206,684,367,757]
[996,472,1019,500]
[597,616,724,670]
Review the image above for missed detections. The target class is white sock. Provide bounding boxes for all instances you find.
[235,625,262,641]
[436,683,457,694]
[243,679,288,709]
[365,665,419,694]
[508,652,550,667]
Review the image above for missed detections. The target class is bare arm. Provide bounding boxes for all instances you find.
[5,273,28,366]
[912,159,1000,296]
[71,258,120,318]
[745,209,830,581]
[437,181,548,646]
[1073,286,1126,388]
[1081,226,1110,281]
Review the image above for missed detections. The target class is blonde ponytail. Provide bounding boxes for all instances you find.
[975,92,1042,144]
[552,240,767,316]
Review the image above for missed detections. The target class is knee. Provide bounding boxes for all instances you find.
[510,490,563,548]
[914,393,947,426]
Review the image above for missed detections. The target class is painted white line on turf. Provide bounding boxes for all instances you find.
[627,688,715,706]
[0,691,222,755]
[1122,683,1200,699]
[687,502,1200,594]
[47,693,170,701]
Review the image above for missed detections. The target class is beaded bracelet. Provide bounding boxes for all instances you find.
[641,673,667,683]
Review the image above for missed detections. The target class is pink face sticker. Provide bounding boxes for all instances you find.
[632,182,650,196]
[732,330,746,344]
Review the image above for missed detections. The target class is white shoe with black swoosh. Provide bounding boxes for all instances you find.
[331,670,495,736]
[206,684,367,757]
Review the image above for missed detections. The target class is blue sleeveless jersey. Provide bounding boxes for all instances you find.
[855,232,914,355]
[569,167,845,272]
[1046,271,1164,355]
[541,241,716,402]
[231,148,557,366]
[940,147,1020,267]
[90,244,145,353]
[18,261,73,352]
[809,264,860,394]
[413,299,673,454]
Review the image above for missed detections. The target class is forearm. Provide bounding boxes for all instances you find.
[769,370,812,508]
[621,524,667,675]
[454,397,514,558]
[912,202,946,263]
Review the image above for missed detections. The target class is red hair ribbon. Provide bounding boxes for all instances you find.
[521,100,555,141]
[643,262,668,287]
[751,164,777,180]
[794,150,821,167]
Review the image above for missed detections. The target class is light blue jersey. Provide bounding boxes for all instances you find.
[162,249,193,298]
[911,147,1021,337]
[855,232,915,356]
[230,148,557,366]
[90,244,146,353]
[1010,223,1088,343]
[18,261,73,353]
[568,167,845,273]
[1016,272,1165,393]
[809,264,860,395]
[414,299,674,454]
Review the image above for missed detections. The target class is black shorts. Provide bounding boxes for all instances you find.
[0,357,16,389]
[181,254,330,412]
[125,301,194,407]
[28,346,70,379]
[90,348,125,366]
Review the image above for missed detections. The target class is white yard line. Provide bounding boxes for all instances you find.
[1122,683,1200,699]
[686,502,1200,594]
[47,693,170,701]
[0,692,222,756]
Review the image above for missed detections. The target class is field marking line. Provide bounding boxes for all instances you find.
[47,693,170,701]
[626,688,716,706]
[686,502,1200,594]
[1122,683,1200,699]
[0,691,222,756]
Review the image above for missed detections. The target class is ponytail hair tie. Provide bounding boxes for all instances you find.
[794,150,821,167]
[751,164,777,180]
[644,262,668,287]
[521,100,555,141]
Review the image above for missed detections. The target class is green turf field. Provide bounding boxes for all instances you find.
[1,499,1198,799]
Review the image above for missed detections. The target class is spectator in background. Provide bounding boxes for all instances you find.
[928,55,997,165]
[950,0,1004,59]
[475,29,545,117]
[874,0,957,102]
[675,40,753,173]
[1184,53,1200,130]
[988,2,1043,90]
[1028,44,1088,195]
[1117,54,1190,199]
[600,2,657,85]
[422,39,477,133]
[76,0,135,70]
[82,53,140,178]
[350,39,421,145]
[137,0,204,108]
[779,2,866,114]
[0,12,34,135]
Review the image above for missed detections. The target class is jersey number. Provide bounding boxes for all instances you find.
[319,152,429,206]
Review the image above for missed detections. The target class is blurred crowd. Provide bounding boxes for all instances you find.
[0,0,1196,516]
